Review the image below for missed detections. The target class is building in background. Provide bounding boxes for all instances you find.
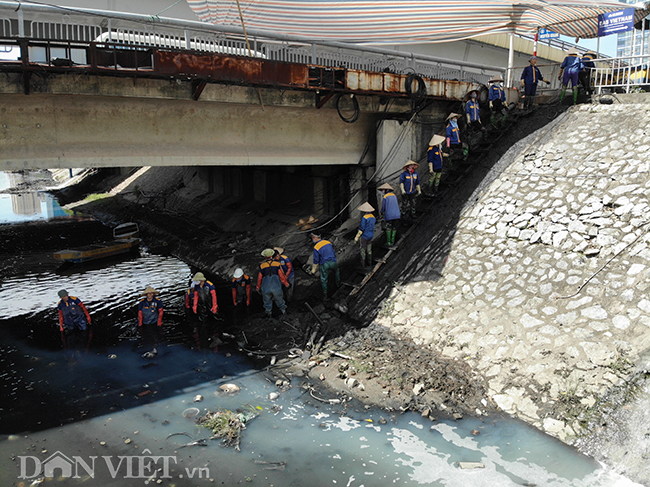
[617,0,650,57]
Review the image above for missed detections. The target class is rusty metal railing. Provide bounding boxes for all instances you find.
[0,1,504,84]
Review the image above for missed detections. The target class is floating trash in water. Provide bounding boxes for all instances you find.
[193,394,204,402]
[182,407,200,420]
[108,354,117,359]
[217,383,240,395]
[268,392,280,401]
[198,406,259,451]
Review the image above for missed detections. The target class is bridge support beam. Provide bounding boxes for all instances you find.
[0,93,375,170]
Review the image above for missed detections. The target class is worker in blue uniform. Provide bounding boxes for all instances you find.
[465,91,484,129]
[559,49,583,105]
[399,160,421,220]
[445,113,463,160]
[190,271,218,350]
[520,56,550,109]
[138,285,164,358]
[231,268,251,307]
[488,75,507,127]
[57,289,91,359]
[427,134,446,194]
[257,248,289,317]
[273,247,295,302]
[580,51,596,96]
[354,202,376,270]
[465,90,486,150]
[310,234,340,301]
[378,182,400,247]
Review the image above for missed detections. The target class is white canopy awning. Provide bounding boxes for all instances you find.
[186,0,650,44]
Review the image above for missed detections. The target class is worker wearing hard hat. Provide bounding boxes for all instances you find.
[310,233,340,302]
[354,202,376,270]
[400,160,421,221]
[428,134,446,194]
[190,272,218,317]
[378,183,400,247]
[231,268,251,307]
[520,56,550,110]
[57,289,92,360]
[257,248,289,317]
[558,49,583,105]
[188,271,219,350]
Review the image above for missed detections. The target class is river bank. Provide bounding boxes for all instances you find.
[31,103,569,424]
[8,99,649,483]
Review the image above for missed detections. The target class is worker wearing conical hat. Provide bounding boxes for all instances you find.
[399,160,421,221]
[445,113,464,160]
[378,183,400,247]
[354,202,376,270]
[488,75,507,127]
[138,285,164,358]
[559,49,582,105]
[427,134,446,194]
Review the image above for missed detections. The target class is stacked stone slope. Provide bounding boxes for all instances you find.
[375,103,650,440]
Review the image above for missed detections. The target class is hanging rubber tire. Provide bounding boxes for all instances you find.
[406,73,427,103]
[336,94,360,123]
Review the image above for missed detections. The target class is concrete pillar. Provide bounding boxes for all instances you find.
[313,176,325,216]
[253,170,266,203]
[375,119,412,188]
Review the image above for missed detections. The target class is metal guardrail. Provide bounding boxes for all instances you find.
[0,1,504,85]
[591,55,650,93]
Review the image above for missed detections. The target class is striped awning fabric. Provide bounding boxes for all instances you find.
[185,0,650,44]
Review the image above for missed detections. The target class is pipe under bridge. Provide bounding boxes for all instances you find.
[0,1,517,171]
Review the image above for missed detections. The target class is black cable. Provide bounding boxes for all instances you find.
[336,93,360,123]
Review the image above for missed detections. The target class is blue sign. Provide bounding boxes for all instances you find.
[538,28,559,40]
[598,8,635,37]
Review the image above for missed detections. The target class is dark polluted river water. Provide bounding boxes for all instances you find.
[0,173,642,486]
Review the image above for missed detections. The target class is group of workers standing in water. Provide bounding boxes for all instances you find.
[54,246,301,359]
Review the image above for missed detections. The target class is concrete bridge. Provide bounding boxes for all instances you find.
[0,1,516,173]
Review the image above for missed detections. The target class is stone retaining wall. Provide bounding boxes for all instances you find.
[375,103,650,441]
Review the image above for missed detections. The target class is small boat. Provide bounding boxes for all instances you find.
[53,222,140,263]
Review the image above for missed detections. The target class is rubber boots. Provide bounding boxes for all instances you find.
[387,230,396,247]
[359,248,367,269]
[559,89,566,103]
[366,248,373,269]
[572,88,579,105]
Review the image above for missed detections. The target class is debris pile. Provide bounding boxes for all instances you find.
[198,407,260,451]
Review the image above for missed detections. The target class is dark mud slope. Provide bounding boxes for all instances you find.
[349,104,569,323]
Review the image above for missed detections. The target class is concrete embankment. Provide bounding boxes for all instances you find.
[357,101,650,482]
